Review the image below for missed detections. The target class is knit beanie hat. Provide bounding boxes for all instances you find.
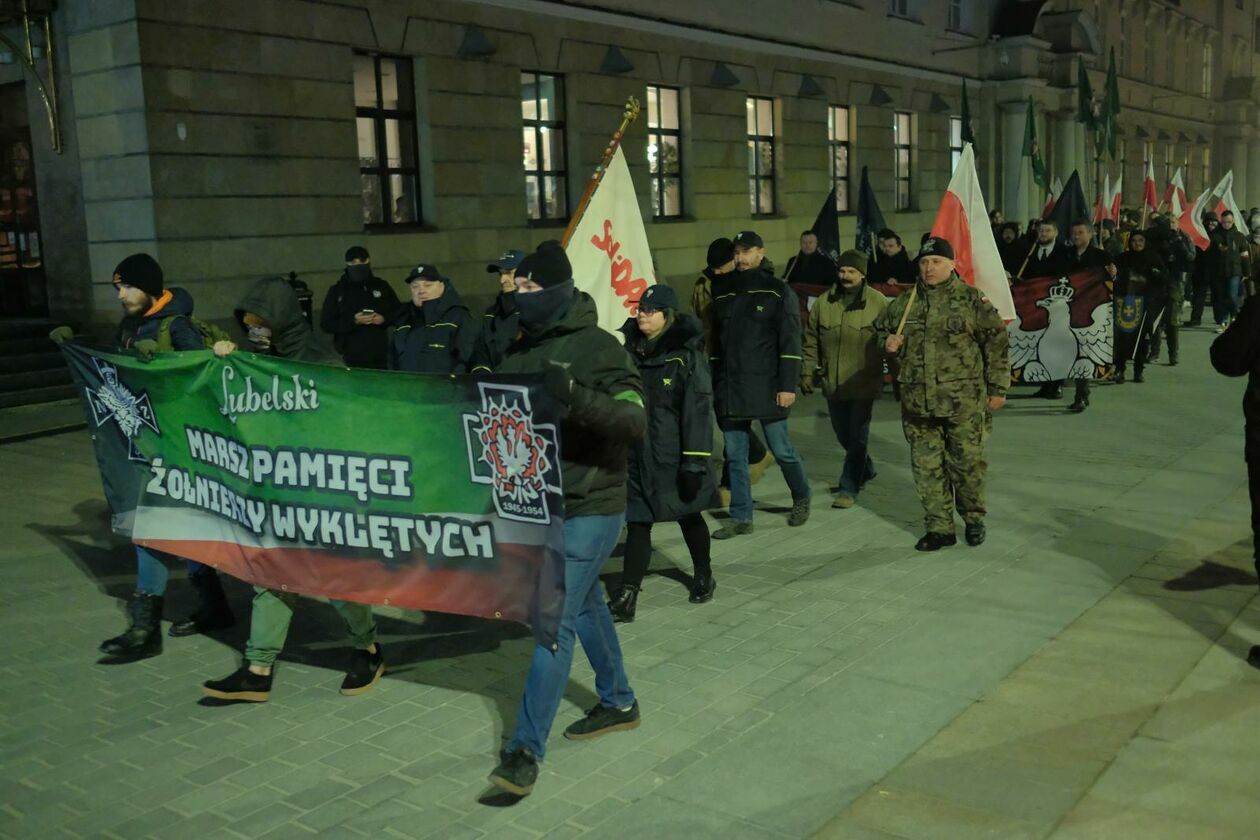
[112,253,164,297]
[706,237,736,269]
[515,240,573,288]
[836,249,868,276]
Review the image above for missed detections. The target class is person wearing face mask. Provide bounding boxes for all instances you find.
[319,245,400,368]
[202,277,383,704]
[49,254,236,661]
[1113,230,1167,384]
[1186,213,1222,327]
[801,250,888,509]
[387,264,479,374]
[471,248,527,373]
[607,284,719,623]
[487,241,646,798]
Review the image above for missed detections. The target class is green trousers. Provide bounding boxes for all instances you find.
[902,411,990,534]
[244,586,376,666]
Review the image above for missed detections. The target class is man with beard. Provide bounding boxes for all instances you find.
[1056,220,1117,411]
[1019,219,1071,282]
[201,277,382,703]
[1113,230,1167,384]
[801,249,888,509]
[319,245,400,368]
[997,222,1025,277]
[387,264,479,373]
[867,229,917,286]
[51,254,235,660]
[784,230,837,286]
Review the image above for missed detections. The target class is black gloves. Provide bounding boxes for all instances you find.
[678,471,702,503]
[542,362,575,406]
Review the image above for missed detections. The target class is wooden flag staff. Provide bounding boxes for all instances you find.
[561,96,642,248]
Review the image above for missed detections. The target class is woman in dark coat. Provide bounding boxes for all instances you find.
[608,284,720,622]
[1113,230,1167,383]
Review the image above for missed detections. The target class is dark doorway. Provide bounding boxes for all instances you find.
[0,82,47,317]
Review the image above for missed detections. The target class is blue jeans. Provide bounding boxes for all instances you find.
[508,514,635,759]
[1213,275,1242,324]
[720,417,811,523]
[135,545,212,596]
[827,398,875,496]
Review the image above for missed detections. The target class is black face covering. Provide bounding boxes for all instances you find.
[346,264,372,283]
[516,280,574,331]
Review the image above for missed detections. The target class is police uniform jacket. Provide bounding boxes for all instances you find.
[710,267,803,420]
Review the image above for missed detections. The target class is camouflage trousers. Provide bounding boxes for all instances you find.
[902,410,990,534]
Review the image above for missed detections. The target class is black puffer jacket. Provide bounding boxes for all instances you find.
[236,276,336,363]
[710,267,802,420]
[619,314,719,523]
[319,269,400,368]
[387,284,479,374]
[1211,295,1260,462]
[495,291,646,517]
[471,292,520,373]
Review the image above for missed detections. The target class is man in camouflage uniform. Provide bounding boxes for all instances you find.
[874,237,1009,551]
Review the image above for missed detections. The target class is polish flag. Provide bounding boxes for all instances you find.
[1107,175,1123,223]
[1142,159,1158,212]
[1093,173,1111,225]
[1178,188,1212,250]
[1041,176,1063,218]
[1163,168,1187,216]
[1209,170,1250,233]
[929,143,1015,320]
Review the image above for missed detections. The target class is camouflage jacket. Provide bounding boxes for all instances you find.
[874,274,1009,418]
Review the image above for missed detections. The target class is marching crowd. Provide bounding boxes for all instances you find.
[48,198,1259,794]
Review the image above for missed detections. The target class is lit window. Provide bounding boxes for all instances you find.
[522,71,567,222]
[828,105,851,212]
[747,96,776,215]
[949,116,963,174]
[893,111,913,211]
[354,53,420,227]
[645,85,683,219]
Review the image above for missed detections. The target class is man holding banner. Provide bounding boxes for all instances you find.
[489,242,646,797]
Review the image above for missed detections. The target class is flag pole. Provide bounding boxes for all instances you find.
[895,285,918,336]
[561,96,642,248]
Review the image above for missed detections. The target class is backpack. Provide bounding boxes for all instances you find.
[156,314,234,351]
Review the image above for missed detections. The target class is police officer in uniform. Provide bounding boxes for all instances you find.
[875,237,1009,551]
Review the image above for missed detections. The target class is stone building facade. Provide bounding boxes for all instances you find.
[1,0,1257,326]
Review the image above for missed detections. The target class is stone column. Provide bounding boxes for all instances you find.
[1229,133,1250,211]
[1052,111,1078,186]
[1002,100,1031,223]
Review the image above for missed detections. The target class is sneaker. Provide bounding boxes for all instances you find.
[341,644,385,696]
[489,748,538,797]
[914,532,957,552]
[688,573,716,604]
[202,665,273,702]
[832,493,856,509]
[788,498,811,526]
[748,452,775,484]
[563,701,641,741]
[712,521,753,540]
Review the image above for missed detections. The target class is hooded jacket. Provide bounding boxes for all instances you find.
[495,290,646,517]
[618,313,720,523]
[237,276,336,363]
[471,292,520,373]
[710,266,803,420]
[387,283,479,374]
[117,287,203,352]
[1210,295,1260,462]
[802,280,889,400]
[319,268,400,368]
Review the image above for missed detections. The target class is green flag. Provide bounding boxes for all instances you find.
[961,78,977,150]
[1103,47,1121,159]
[1022,98,1048,191]
[1076,57,1095,131]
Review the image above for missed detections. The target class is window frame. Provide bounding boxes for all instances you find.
[828,104,852,214]
[893,110,913,211]
[354,51,422,230]
[746,96,777,217]
[1201,41,1213,97]
[949,115,964,174]
[645,84,684,220]
[521,70,569,224]
[947,0,965,32]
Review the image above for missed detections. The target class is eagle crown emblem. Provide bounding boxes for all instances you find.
[1047,279,1075,302]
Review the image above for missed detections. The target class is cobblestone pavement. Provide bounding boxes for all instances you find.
[2,325,1257,839]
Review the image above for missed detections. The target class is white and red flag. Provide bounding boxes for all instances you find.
[1178,188,1212,250]
[929,143,1015,320]
[1142,159,1158,213]
[1093,173,1111,225]
[564,145,657,333]
[1163,167,1187,216]
[1107,175,1123,223]
[1041,176,1063,218]
[1210,170,1250,233]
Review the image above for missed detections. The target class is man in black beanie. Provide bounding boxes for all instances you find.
[319,245,400,368]
[487,241,646,797]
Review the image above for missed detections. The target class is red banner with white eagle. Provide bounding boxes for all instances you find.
[1007,268,1113,384]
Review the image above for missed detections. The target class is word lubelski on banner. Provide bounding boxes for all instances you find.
[563,97,657,334]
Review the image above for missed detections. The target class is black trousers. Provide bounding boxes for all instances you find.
[1250,458,1260,584]
[1189,278,1210,323]
[622,514,711,589]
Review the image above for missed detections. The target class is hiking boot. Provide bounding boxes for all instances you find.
[202,665,272,702]
[99,593,163,661]
[712,521,753,540]
[788,498,811,527]
[748,452,775,484]
[1068,398,1089,413]
[608,585,640,623]
[340,644,385,696]
[832,493,856,509]
[169,573,234,638]
[1133,366,1145,383]
[688,573,716,604]
[964,522,986,546]
[915,532,957,552]
[563,701,641,741]
[489,748,538,797]
[1169,353,1179,367]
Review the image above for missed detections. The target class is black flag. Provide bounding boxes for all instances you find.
[1047,170,1089,246]
[855,166,887,258]
[809,187,841,263]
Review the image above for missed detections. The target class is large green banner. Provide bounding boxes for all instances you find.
[61,343,567,647]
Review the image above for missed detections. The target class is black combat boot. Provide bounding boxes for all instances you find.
[688,573,716,604]
[607,585,640,623]
[915,532,957,552]
[99,592,164,660]
[1133,364,1145,383]
[169,572,235,637]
